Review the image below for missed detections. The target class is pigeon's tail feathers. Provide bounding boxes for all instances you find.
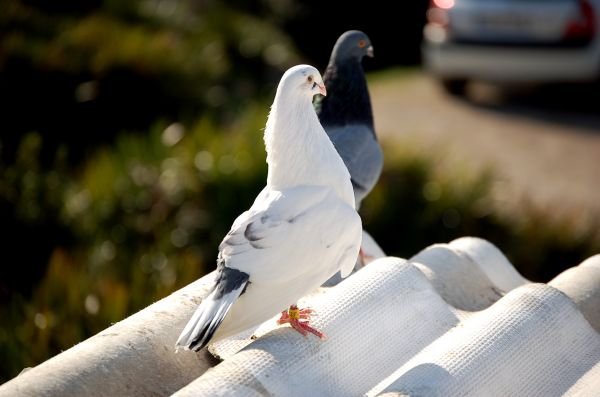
[176,267,249,351]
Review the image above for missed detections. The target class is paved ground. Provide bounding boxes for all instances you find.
[369,70,600,227]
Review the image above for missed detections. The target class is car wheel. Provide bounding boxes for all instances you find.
[440,78,468,96]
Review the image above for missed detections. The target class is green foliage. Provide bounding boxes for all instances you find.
[361,145,495,254]
[361,141,600,281]
[0,0,301,162]
[1,0,299,86]
[0,109,269,381]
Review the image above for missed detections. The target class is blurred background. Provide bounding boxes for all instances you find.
[1,0,599,383]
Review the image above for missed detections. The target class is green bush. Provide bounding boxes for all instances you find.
[0,109,269,381]
[361,141,600,281]
[0,0,300,161]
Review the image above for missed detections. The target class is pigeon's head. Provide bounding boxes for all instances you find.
[332,30,374,62]
[281,64,327,98]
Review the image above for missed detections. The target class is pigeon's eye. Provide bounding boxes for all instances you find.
[307,76,313,83]
[358,40,367,48]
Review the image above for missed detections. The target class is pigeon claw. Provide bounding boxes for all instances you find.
[359,247,375,267]
[277,305,326,340]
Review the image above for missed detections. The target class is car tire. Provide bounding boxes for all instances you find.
[440,78,468,96]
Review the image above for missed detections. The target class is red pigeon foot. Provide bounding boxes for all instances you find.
[277,305,326,339]
[359,247,376,267]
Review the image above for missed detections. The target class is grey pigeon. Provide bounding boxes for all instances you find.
[315,30,383,209]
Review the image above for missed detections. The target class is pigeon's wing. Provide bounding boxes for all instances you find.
[220,185,361,283]
[176,186,334,351]
[327,124,383,204]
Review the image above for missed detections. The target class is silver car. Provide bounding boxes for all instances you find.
[423,0,600,94]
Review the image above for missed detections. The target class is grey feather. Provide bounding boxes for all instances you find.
[176,266,249,351]
[327,124,383,207]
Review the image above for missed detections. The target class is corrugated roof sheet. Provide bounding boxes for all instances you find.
[1,235,598,396]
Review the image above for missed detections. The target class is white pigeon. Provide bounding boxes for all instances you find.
[176,64,363,351]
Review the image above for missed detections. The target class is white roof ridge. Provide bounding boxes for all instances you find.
[369,283,600,397]
[1,237,598,397]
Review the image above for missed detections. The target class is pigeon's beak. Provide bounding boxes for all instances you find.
[318,83,327,96]
[366,45,374,58]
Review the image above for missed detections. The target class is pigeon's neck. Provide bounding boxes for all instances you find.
[317,60,374,130]
[264,92,355,207]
